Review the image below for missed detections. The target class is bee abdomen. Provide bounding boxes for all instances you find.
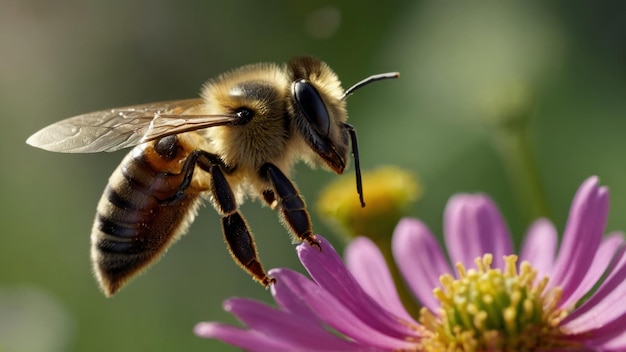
[104,183,142,212]
[91,145,203,296]
[93,182,158,256]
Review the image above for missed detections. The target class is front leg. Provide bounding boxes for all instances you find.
[261,163,321,249]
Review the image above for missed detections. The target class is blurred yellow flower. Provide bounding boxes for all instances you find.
[316,166,421,240]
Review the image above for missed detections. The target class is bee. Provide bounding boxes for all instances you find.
[26,56,398,296]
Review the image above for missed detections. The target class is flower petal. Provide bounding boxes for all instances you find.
[271,274,324,324]
[563,233,624,307]
[561,240,626,333]
[550,176,609,305]
[194,322,292,352]
[392,218,452,311]
[601,330,626,351]
[271,270,381,351]
[270,268,419,350]
[221,297,364,351]
[444,194,513,270]
[566,309,626,349]
[519,218,557,278]
[297,236,421,341]
[344,236,416,323]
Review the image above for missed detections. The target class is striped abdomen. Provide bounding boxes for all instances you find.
[91,135,206,296]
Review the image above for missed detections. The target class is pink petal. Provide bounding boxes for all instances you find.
[562,233,624,308]
[194,322,292,352]
[223,297,363,351]
[601,330,626,351]
[392,218,452,312]
[444,194,513,270]
[344,236,417,323]
[519,218,557,278]
[270,268,419,350]
[566,311,626,349]
[561,242,626,333]
[271,274,324,324]
[297,236,420,340]
[550,176,609,305]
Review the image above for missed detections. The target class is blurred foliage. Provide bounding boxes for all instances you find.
[2,0,626,351]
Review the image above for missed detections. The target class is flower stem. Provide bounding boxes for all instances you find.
[373,237,423,318]
[492,122,551,224]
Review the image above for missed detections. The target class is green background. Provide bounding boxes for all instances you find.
[2,1,626,351]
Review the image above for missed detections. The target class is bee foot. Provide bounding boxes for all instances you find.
[262,276,277,287]
[306,235,322,251]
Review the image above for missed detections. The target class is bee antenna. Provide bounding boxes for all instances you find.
[341,72,399,100]
[344,123,365,207]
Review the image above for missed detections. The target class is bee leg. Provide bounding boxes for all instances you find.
[221,212,274,286]
[260,163,321,250]
[160,149,230,205]
[261,190,278,209]
[157,148,273,286]
[210,162,274,287]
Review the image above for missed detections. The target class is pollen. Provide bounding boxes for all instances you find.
[418,255,579,351]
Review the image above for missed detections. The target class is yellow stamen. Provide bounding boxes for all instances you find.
[419,254,581,351]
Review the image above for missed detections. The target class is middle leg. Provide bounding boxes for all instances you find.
[172,149,273,286]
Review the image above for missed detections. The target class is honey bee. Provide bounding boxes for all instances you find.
[26,56,398,296]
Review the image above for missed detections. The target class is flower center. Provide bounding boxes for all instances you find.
[418,254,578,351]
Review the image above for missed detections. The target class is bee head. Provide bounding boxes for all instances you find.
[288,56,399,207]
[288,56,349,175]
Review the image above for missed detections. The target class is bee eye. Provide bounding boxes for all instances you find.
[292,79,330,135]
[235,107,253,124]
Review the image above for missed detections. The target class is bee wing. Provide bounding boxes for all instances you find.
[26,99,238,153]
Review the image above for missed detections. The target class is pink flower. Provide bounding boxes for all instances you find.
[195,176,626,351]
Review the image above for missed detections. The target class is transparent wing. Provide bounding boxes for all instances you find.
[26,99,238,153]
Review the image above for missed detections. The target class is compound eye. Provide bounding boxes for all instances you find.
[292,79,330,135]
[235,107,253,124]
